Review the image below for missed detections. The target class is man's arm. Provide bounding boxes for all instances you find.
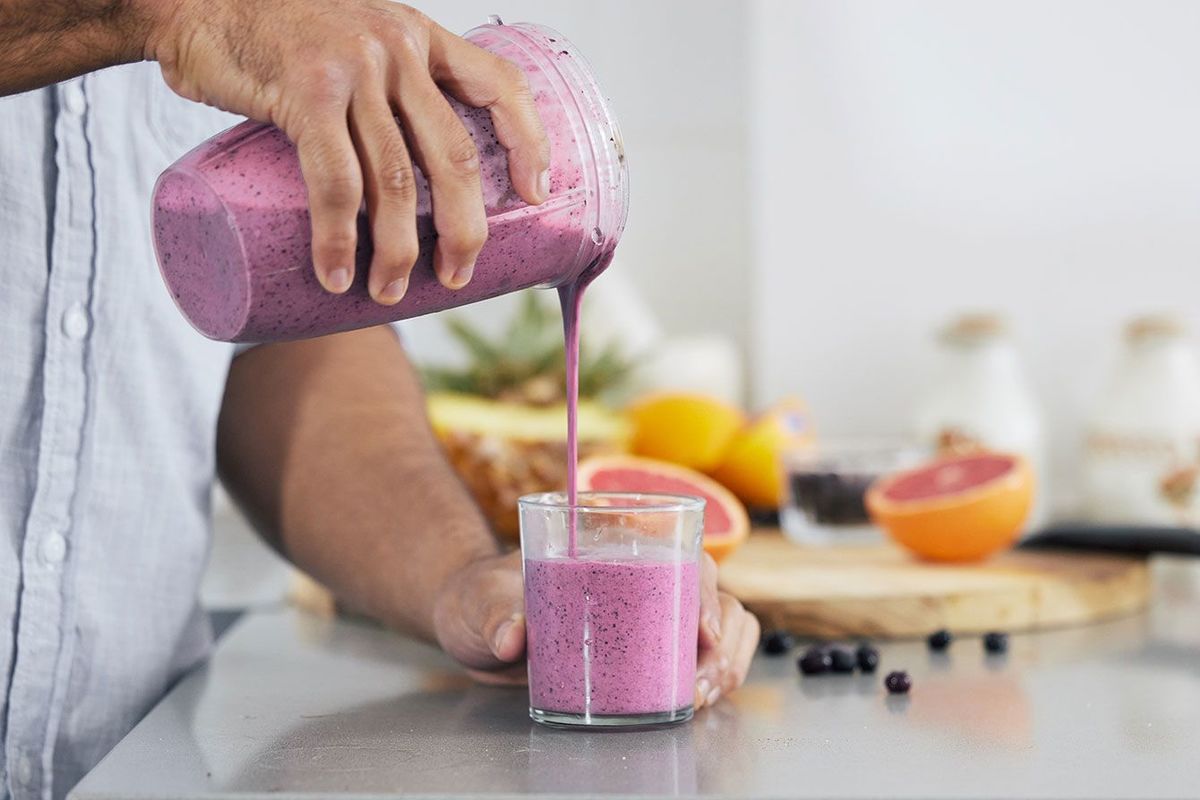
[216,327,525,673]
[217,327,761,698]
[0,1,151,94]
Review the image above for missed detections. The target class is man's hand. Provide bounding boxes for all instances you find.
[695,553,760,710]
[433,550,760,706]
[143,0,550,303]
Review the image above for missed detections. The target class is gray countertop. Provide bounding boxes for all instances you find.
[73,558,1200,800]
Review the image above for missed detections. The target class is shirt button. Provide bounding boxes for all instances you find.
[62,303,90,340]
[16,754,32,785]
[41,532,68,566]
[63,83,86,116]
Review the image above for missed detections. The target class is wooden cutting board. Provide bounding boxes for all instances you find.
[718,530,1151,638]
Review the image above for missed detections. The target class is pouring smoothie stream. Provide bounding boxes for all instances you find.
[152,19,699,727]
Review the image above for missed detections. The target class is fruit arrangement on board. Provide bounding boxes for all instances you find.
[419,292,817,561]
[614,394,1035,564]
[421,294,1033,565]
[581,393,816,563]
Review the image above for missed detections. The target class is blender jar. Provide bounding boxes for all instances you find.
[152,19,628,342]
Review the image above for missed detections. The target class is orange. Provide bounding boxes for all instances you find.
[866,452,1033,563]
[577,454,751,563]
[627,393,745,472]
[709,397,815,509]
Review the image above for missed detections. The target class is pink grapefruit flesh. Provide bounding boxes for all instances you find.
[879,453,1017,504]
[577,455,750,562]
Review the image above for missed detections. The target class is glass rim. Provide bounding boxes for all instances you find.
[518,491,706,514]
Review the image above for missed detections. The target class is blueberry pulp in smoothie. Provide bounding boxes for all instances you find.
[524,554,699,717]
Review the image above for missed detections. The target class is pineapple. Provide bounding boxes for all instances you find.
[422,291,633,542]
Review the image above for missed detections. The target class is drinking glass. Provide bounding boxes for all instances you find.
[519,491,703,728]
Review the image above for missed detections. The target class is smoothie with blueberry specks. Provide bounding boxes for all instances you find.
[524,554,699,717]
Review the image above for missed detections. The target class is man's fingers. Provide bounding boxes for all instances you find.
[349,88,420,304]
[726,603,760,694]
[696,598,741,708]
[696,592,758,709]
[698,552,722,647]
[293,111,363,294]
[428,26,550,206]
[392,71,487,290]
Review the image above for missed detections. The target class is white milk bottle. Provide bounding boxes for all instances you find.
[1081,315,1200,526]
[915,314,1047,529]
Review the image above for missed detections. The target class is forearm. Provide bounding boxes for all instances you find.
[216,326,500,637]
[0,0,157,95]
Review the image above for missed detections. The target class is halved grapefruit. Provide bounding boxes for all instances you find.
[577,455,751,563]
[866,452,1033,563]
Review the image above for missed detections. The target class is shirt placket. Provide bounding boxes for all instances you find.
[4,77,95,800]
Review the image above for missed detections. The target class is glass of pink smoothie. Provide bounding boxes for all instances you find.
[518,492,704,728]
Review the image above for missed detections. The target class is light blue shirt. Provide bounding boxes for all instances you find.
[0,63,238,799]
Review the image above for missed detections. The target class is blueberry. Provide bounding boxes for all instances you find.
[762,630,795,656]
[983,631,1009,653]
[884,670,912,694]
[829,647,856,673]
[798,646,832,675]
[927,629,953,651]
[856,643,880,673]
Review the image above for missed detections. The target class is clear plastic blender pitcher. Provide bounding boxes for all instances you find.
[151,19,628,342]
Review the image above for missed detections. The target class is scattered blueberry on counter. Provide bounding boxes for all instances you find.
[798,646,833,675]
[855,643,880,673]
[829,647,857,673]
[762,630,796,656]
[790,633,1011,699]
[797,642,882,677]
[983,631,1009,653]
[927,629,953,651]
[884,670,913,694]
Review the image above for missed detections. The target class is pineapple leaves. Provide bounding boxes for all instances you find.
[419,289,633,404]
[445,316,502,364]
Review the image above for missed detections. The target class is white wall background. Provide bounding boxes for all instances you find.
[750,0,1200,513]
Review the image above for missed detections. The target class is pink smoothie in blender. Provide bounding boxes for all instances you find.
[152,20,626,343]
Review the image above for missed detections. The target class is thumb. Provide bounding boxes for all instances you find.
[433,553,526,671]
